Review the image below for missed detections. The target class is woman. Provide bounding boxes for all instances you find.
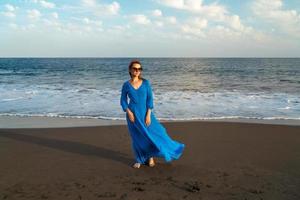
[120,59,185,168]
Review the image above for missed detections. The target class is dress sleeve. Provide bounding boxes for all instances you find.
[120,83,128,112]
[146,80,154,110]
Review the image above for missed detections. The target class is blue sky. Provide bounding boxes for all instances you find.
[1,0,300,57]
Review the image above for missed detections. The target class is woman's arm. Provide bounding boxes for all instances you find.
[120,83,129,112]
[147,108,151,116]
[146,80,154,114]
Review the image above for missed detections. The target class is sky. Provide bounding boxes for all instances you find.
[0,0,300,57]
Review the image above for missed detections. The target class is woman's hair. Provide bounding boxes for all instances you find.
[128,59,143,79]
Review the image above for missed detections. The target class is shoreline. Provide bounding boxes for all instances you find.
[0,115,300,129]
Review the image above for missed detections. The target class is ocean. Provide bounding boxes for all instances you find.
[0,58,299,121]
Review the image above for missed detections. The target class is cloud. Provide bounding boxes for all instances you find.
[9,23,18,29]
[52,12,58,19]
[225,14,251,32]
[165,16,177,24]
[2,4,17,18]
[8,23,36,31]
[40,18,104,35]
[40,0,55,9]
[5,4,16,12]
[131,14,151,25]
[181,17,207,37]
[27,9,42,20]
[157,0,186,9]
[158,0,228,21]
[81,0,96,7]
[152,9,162,17]
[40,15,105,34]
[157,0,258,40]
[81,0,120,16]
[32,0,56,9]
[105,2,120,15]
[252,0,300,38]
[82,17,103,27]
[2,12,16,18]
[154,21,164,27]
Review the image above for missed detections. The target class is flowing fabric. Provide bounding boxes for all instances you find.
[120,78,185,164]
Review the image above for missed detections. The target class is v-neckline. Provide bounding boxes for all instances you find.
[128,79,144,91]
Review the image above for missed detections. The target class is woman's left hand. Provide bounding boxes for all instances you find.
[145,114,151,127]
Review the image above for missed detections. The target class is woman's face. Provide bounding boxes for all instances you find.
[131,63,142,77]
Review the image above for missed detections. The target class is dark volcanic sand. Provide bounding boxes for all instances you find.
[0,121,299,200]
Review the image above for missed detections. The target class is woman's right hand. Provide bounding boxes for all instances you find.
[127,109,135,123]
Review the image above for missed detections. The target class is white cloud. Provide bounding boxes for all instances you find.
[158,0,184,9]
[227,15,243,31]
[27,9,41,20]
[224,14,253,33]
[110,24,131,31]
[81,0,120,16]
[190,17,207,29]
[83,17,90,24]
[181,17,207,37]
[5,4,16,12]
[9,23,18,29]
[82,0,96,7]
[52,12,58,19]
[2,4,17,18]
[165,16,177,24]
[154,21,164,27]
[131,14,151,25]
[207,25,241,40]
[2,12,16,18]
[40,17,104,34]
[32,0,56,9]
[82,17,103,26]
[9,23,36,32]
[43,18,60,27]
[158,0,259,40]
[40,0,55,9]
[158,0,228,21]
[105,2,120,15]
[152,9,162,17]
[252,0,300,38]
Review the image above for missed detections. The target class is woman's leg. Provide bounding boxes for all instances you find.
[148,157,155,167]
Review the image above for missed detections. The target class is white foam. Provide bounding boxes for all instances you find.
[0,86,299,121]
[0,113,300,122]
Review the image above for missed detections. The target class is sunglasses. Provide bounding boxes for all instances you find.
[132,67,143,71]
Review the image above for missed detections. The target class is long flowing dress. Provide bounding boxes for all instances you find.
[120,78,185,164]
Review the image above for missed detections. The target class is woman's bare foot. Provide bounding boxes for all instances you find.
[148,157,155,167]
[132,162,141,168]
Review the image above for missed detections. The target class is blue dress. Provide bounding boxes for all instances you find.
[120,78,185,164]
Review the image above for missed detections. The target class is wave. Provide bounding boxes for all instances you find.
[1,113,300,121]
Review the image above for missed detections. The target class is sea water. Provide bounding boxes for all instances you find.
[0,58,299,121]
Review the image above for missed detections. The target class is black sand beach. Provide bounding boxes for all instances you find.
[0,119,299,200]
